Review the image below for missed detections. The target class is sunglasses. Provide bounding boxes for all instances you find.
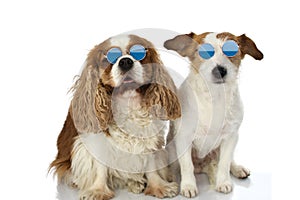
[106,44,147,64]
[198,40,239,59]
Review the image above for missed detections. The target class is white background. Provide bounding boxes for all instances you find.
[0,0,298,199]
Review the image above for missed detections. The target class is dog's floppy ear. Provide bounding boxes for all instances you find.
[94,81,113,135]
[71,57,112,134]
[237,34,264,60]
[142,48,181,120]
[164,32,197,57]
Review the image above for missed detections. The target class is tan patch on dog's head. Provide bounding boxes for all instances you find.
[191,32,211,44]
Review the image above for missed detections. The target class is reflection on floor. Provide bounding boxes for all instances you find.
[57,172,271,200]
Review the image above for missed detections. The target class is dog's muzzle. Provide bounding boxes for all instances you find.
[212,65,227,79]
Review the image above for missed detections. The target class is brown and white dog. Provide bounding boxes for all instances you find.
[50,34,181,200]
[164,32,263,197]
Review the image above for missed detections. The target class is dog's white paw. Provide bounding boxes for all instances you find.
[180,183,198,198]
[231,165,250,179]
[216,181,233,194]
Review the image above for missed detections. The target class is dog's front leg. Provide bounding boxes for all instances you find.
[215,133,238,194]
[71,139,114,200]
[76,163,114,200]
[178,145,198,198]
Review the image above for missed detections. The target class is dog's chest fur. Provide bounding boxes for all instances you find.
[181,72,244,158]
[110,91,166,154]
[71,91,166,188]
[108,92,166,180]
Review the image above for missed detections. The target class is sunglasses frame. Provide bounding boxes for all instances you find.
[198,40,239,59]
[105,44,147,64]
[222,40,239,57]
[198,43,215,60]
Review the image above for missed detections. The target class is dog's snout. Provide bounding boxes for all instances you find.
[119,57,133,72]
[212,65,227,79]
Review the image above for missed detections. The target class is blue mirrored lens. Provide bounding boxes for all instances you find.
[198,43,215,59]
[222,40,239,57]
[106,48,122,64]
[130,44,146,61]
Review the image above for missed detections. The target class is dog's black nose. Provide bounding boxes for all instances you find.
[119,57,133,72]
[212,65,227,79]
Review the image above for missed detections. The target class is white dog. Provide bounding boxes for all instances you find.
[164,32,263,198]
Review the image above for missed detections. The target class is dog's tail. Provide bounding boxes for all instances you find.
[49,156,71,181]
